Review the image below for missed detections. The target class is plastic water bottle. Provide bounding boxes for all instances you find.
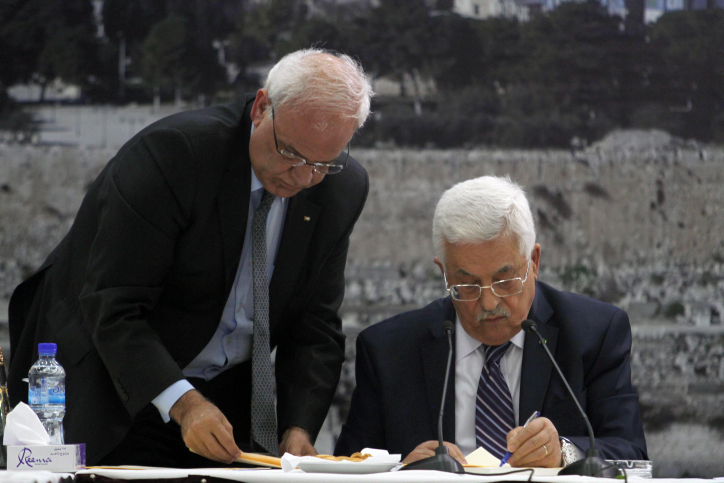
[28,343,65,444]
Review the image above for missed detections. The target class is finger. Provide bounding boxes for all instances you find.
[443,442,468,465]
[506,426,525,451]
[509,422,551,463]
[211,419,241,458]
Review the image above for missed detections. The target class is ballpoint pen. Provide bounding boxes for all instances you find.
[499,410,540,466]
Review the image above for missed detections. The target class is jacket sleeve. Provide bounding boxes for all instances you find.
[78,128,197,418]
[334,331,387,455]
[566,309,648,460]
[274,166,370,443]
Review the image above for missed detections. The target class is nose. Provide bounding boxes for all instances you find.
[289,164,315,186]
[479,286,500,312]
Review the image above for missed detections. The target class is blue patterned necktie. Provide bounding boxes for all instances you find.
[251,189,278,456]
[475,342,515,459]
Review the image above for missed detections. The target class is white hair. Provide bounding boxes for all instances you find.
[432,175,536,262]
[264,48,374,128]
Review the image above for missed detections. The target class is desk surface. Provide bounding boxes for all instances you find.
[72,468,721,483]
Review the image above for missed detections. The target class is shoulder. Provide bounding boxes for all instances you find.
[358,297,449,349]
[535,281,630,335]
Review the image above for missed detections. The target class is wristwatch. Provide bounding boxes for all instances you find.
[560,437,578,467]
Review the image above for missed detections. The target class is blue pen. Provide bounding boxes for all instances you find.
[499,410,540,466]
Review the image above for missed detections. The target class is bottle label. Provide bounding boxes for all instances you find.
[48,385,65,404]
[28,386,41,405]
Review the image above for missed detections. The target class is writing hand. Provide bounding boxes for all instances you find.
[169,389,241,464]
[506,417,561,468]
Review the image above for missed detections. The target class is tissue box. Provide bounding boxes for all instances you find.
[7,444,86,472]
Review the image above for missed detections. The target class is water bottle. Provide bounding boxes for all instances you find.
[28,343,65,444]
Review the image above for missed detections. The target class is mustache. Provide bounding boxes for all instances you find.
[476,307,511,322]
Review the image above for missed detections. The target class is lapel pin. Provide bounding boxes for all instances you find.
[304,216,311,222]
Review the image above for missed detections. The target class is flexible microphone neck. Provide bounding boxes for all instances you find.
[522,320,598,455]
[438,320,455,449]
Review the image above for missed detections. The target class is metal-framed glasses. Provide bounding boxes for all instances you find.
[444,261,531,301]
[271,106,349,175]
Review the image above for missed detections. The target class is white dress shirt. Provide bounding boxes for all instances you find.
[152,166,288,422]
[454,315,525,456]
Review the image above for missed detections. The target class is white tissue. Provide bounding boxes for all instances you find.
[3,402,52,445]
[281,448,401,472]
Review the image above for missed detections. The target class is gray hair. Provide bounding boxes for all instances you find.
[264,48,373,128]
[432,175,536,262]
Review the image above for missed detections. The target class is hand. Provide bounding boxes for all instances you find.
[403,441,467,466]
[506,417,561,468]
[279,426,317,456]
[169,389,241,464]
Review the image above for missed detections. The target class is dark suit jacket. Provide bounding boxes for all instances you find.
[335,281,648,461]
[8,96,369,464]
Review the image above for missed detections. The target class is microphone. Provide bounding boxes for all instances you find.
[400,320,464,473]
[521,320,617,477]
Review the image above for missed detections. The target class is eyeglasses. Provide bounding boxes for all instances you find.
[271,106,349,175]
[444,261,531,301]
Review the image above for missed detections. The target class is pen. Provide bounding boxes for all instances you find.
[499,410,540,466]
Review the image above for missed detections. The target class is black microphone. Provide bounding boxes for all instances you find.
[400,320,464,474]
[521,319,617,477]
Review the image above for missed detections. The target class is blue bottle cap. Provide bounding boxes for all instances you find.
[38,343,57,355]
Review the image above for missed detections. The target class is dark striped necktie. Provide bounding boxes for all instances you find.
[475,342,515,459]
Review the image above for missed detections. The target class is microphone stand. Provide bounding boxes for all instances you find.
[522,320,618,478]
[400,321,465,473]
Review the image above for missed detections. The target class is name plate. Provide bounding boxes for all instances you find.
[7,444,86,472]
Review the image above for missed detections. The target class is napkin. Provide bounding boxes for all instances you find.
[281,448,401,472]
[3,402,52,445]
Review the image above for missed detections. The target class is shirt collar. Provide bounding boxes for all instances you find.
[455,313,526,362]
[250,122,263,193]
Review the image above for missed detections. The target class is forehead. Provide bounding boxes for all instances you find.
[274,107,355,160]
[444,237,524,278]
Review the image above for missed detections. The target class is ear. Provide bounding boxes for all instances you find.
[250,89,271,127]
[530,243,541,280]
[433,257,445,278]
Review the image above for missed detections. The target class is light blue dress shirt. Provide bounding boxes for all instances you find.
[152,167,288,422]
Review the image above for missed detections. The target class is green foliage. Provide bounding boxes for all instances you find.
[0,0,98,96]
[663,301,686,318]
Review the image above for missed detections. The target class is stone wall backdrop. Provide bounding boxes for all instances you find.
[1,129,723,476]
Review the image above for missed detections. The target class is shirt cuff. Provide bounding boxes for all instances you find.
[151,380,195,423]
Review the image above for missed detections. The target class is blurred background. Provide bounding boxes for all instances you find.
[1,0,723,477]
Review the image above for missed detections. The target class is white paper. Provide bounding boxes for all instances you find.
[465,446,510,467]
[3,402,51,445]
[281,448,401,472]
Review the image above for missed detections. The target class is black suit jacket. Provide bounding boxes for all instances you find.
[335,281,648,461]
[8,96,369,464]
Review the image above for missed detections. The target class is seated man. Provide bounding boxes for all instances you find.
[335,175,647,468]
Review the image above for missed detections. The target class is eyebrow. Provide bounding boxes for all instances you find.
[277,137,340,165]
[456,264,516,279]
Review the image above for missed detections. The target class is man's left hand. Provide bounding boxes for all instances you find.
[279,426,317,456]
[505,417,561,468]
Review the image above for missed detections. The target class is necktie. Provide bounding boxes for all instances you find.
[475,342,515,459]
[251,189,278,455]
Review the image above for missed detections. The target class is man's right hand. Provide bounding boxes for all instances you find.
[169,389,242,464]
[403,440,467,466]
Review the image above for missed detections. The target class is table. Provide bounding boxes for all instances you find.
[70,468,721,483]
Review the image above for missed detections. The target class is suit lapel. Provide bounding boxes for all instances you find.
[269,191,320,326]
[519,283,558,424]
[421,298,458,443]
[218,99,253,292]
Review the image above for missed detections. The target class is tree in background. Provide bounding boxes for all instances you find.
[649,11,724,142]
[0,0,97,100]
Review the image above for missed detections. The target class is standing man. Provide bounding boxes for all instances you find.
[9,49,373,467]
[336,176,647,468]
